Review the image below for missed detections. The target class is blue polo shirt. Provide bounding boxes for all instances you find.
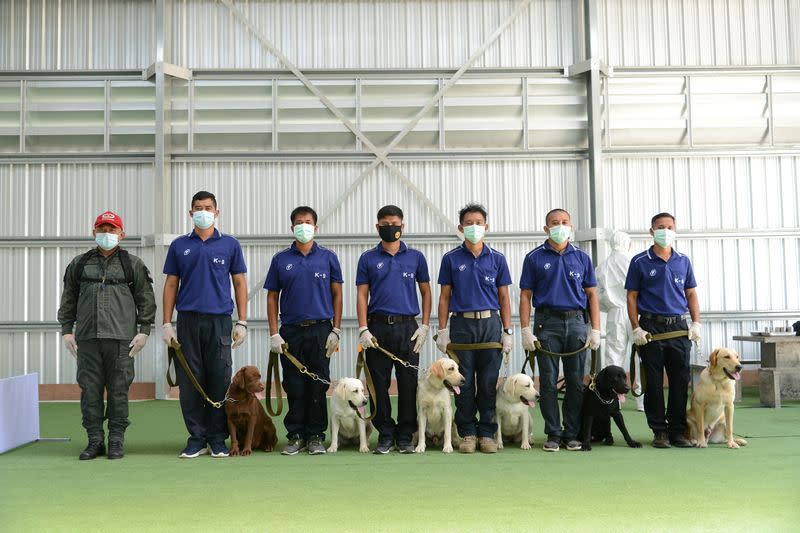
[356,242,430,316]
[519,241,597,310]
[163,229,247,315]
[438,243,512,312]
[625,246,697,316]
[264,242,344,326]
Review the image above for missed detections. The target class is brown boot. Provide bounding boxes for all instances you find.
[652,431,671,448]
[458,435,476,454]
[479,437,498,454]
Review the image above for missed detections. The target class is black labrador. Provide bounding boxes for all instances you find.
[578,365,642,451]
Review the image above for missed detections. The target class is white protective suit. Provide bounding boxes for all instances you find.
[595,230,644,409]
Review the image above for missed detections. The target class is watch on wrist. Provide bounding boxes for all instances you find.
[503,328,513,335]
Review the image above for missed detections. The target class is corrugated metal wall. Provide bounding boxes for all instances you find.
[1,0,799,389]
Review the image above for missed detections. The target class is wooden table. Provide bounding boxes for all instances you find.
[733,335,800,408]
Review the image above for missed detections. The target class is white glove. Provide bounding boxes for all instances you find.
[231,321,247,349]
[162,323,177,347]
[633,327,650,346]
[325,327,342,358]
[521,326,538,352]
[435,328,450,354]
[688,322,701,342]
[501,329,513,354]
[588,329,602,351]
[359,327,379,350]
[270,333,285,354]
[63,334,78,359]
[410,324,430,353]
[128,333,148,358]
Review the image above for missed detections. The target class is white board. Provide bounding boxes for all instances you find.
[0,373,40,454]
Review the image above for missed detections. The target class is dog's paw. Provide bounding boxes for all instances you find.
[242,448,252,456]
[442,444,453,454]
[497,441,504,450]
[698,440,708,448]
[727,440,740,449]
[603,436,614,445]
[414,445,426,454]
[736,438,748,446]
[326,445,338,453]
[627,440,642,448]
[359,444,370,453]
[581,443,592,451]
[229,446,240,457]
[520,441,531,450]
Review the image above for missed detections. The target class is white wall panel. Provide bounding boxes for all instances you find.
[171,0,583,70]
[0,163,155,236]
[598,0,800,67]
[0,0,155,71]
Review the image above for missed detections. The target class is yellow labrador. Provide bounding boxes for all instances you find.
[495,373,539,450]
[686,348,748,449]
[327,378,373,453]
[414,358,465,454]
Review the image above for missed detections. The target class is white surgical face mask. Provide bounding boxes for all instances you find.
[548,224,572,245]
[293,223,315,244]
[463,224,485,244]
[192,210,215,230]
[95,233,119,251]
[653,228,676,248]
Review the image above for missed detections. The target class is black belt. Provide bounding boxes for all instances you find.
[537,308,584,320]
[368,314,415,325]
[288,319,328,328]
[639,312,684,325]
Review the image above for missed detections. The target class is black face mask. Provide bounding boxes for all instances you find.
[378,225,402,243]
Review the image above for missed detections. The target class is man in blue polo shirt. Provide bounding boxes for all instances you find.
[519,208,601,452]
[357,205,431,454]
[436,203,513,454]
[266,206,343,456]
[162,191,249,459]
[626,212,700,449]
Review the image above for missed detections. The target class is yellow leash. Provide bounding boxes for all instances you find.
[445,342,504,365]
[265,344,332,417]
[355,348,379,421]
[166,340,226,409]
[629,330,691,397]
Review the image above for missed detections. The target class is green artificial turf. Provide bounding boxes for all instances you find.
[1,390,798,532]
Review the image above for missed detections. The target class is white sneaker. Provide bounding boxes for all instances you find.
[179,445,209,459]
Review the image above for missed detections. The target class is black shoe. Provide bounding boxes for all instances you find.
[307,436,326,455]
[397,442,416,454]
[373,440,394,454]
[107,440,124,460]
[281,437,307,456]
[79,440,106,460]
[669,434,695,448]
[652,431,671,449]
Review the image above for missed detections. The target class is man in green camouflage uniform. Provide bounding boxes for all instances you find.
[58,211,156,460]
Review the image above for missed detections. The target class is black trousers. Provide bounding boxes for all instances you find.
[280,321,332,440]
[638,317,692,436]
[364,318,419,445]
[175,312,232,448]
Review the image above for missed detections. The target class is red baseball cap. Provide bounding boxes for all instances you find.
[94,211,124,230]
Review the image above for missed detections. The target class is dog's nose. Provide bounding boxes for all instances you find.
[459,378,466,386]
[735,365,743,372]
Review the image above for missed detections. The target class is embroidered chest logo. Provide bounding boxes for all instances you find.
[183,249,191,256]
[403,272,415,279]
[568,271,582,280]
[649,269,657,277]
[286,264,293,270]
[544,262,551,270]
[484,275,496,283]
[212,257,225,265]
[314,272,327,279]
[673,277,684,285]
[377,262,384,270]
[458,264,466,272]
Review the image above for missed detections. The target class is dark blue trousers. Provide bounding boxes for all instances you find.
[280,321,332,440]
[175,312,232,448]
[450,313,502,439]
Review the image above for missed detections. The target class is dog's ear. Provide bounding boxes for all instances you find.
[431,359,445,379]
[335,380,347,397]
[709,349,719,368]
[231,369,245,392]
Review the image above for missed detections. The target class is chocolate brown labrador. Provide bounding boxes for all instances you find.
[225,365,278,456]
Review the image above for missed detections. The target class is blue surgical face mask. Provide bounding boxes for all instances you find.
[653,228,676,248]
[95,232,119,251]
[548,224,572,245]
[293,223,315,244]
[462,224,485,244]
[192,210,215,230]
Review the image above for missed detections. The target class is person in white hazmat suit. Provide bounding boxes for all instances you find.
[596,230,644,411]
